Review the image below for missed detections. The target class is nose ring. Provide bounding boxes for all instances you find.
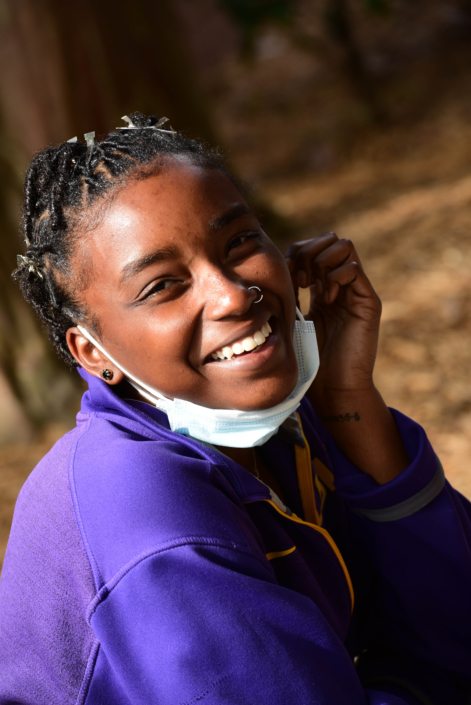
[248,285,263,304]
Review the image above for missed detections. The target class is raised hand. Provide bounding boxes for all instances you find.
[285,232,408,484]
[285,231,381,399]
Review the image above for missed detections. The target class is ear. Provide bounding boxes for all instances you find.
[66,327,125,385]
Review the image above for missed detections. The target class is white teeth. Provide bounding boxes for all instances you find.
[253,330,265,345]
[211,320,272,361]
[242,337,257,352]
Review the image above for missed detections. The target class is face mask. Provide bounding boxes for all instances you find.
[77,307,319,448]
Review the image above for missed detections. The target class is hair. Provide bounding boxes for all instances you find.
[13,112,237,368]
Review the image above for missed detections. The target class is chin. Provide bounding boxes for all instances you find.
[230,375,299,412]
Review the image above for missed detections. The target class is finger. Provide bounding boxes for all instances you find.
[284,240,311,289]
[313,238,363,275]
[313,239,365,296]
[284,258,301,309]
[284,232,338,267]
[284,237,317,261]
[285,232,339,289]
[323,261,375,305]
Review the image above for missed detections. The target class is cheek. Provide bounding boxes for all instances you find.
[257,245,295,309]
[100,306,195,394]
[136,312,192,368]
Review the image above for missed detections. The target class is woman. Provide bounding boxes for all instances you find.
[1,113,470,704]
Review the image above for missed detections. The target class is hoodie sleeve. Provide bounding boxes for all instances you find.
[84,540,413,705]
[307,405,471,702]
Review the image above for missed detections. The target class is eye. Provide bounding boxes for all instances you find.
[142,278,180,300]
[227,232,260,255]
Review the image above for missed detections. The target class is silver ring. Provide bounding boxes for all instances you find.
[248,286,263,304]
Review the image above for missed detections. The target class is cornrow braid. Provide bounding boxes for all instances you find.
[13,112,235,367]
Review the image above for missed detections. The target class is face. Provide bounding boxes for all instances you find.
[69,160,298,411]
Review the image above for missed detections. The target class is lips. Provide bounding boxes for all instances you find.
[209,320,272,362]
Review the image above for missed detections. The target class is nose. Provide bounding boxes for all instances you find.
[202,273,259,320]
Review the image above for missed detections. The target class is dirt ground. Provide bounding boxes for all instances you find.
[265,103,471,502]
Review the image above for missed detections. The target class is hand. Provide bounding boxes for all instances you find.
[285,232,409,484]
[285,232,381,403]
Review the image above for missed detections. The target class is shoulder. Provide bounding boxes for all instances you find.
[12,424,88,547]
[0,425,96,704]
[72,411,257,586]
[3,422,95,603]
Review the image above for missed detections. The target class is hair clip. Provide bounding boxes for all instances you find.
[66,136,79,165]
[84,131,95,166]
[154,117,176,134]
[116,115,176,134]
[118,115,138,129]
[17,254,43,279]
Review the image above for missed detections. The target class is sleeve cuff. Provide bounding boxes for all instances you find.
[325,409,444,520]
[352,458,444,522]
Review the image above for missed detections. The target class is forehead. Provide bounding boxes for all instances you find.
[77,161,252,285]
[98,161,247,244]
[75,160,253,290]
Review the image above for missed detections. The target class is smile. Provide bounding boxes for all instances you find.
[210,320,272,361]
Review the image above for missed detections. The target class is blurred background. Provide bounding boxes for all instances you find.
[1,0,471,568]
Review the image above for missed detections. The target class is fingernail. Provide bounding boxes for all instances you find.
[297,270,307,288]
[315,277,323,294]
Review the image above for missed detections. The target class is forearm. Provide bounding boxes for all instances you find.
[308,385,409,484]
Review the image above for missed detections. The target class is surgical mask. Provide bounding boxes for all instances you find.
[77,307,319,448]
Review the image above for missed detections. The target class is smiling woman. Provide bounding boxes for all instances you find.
[66,163,299,413]
[1,113,471,705]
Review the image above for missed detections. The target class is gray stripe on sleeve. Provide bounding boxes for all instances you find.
[353,457,445,522]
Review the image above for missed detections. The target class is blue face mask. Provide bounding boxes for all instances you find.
[77,308,319,448]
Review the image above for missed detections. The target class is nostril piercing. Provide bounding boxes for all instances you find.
[248,286,263,304]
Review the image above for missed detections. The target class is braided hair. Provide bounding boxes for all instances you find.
[13,113,234,368]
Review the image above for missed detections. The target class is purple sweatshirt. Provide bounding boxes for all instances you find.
[0,368,470,704]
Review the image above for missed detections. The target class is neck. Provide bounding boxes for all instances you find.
[214,445,254,474]
[215,443,286,504]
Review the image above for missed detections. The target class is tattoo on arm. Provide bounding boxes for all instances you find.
[320,412,361,423]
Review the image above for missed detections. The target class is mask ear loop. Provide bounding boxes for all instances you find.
[295,306,308,331]
[76,325,169,409]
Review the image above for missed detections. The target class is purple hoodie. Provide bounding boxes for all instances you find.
[0,368,470,704]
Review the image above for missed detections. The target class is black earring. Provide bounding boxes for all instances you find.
[102,369,114,381]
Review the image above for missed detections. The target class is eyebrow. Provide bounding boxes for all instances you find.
[119,204,256,286]
[120,246,178,286]
[209,203,256,231]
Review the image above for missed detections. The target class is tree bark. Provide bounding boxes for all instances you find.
[0,0,224,433]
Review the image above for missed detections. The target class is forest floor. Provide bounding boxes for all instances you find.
[263,100,471,502]
[2,43,471,570]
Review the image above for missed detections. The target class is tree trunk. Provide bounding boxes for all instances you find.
[0,0,224,434]
[325,0,386,123]
[0,0,87,434]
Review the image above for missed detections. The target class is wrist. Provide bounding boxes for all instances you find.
[307,381,377,417]
[308,385,409,484]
